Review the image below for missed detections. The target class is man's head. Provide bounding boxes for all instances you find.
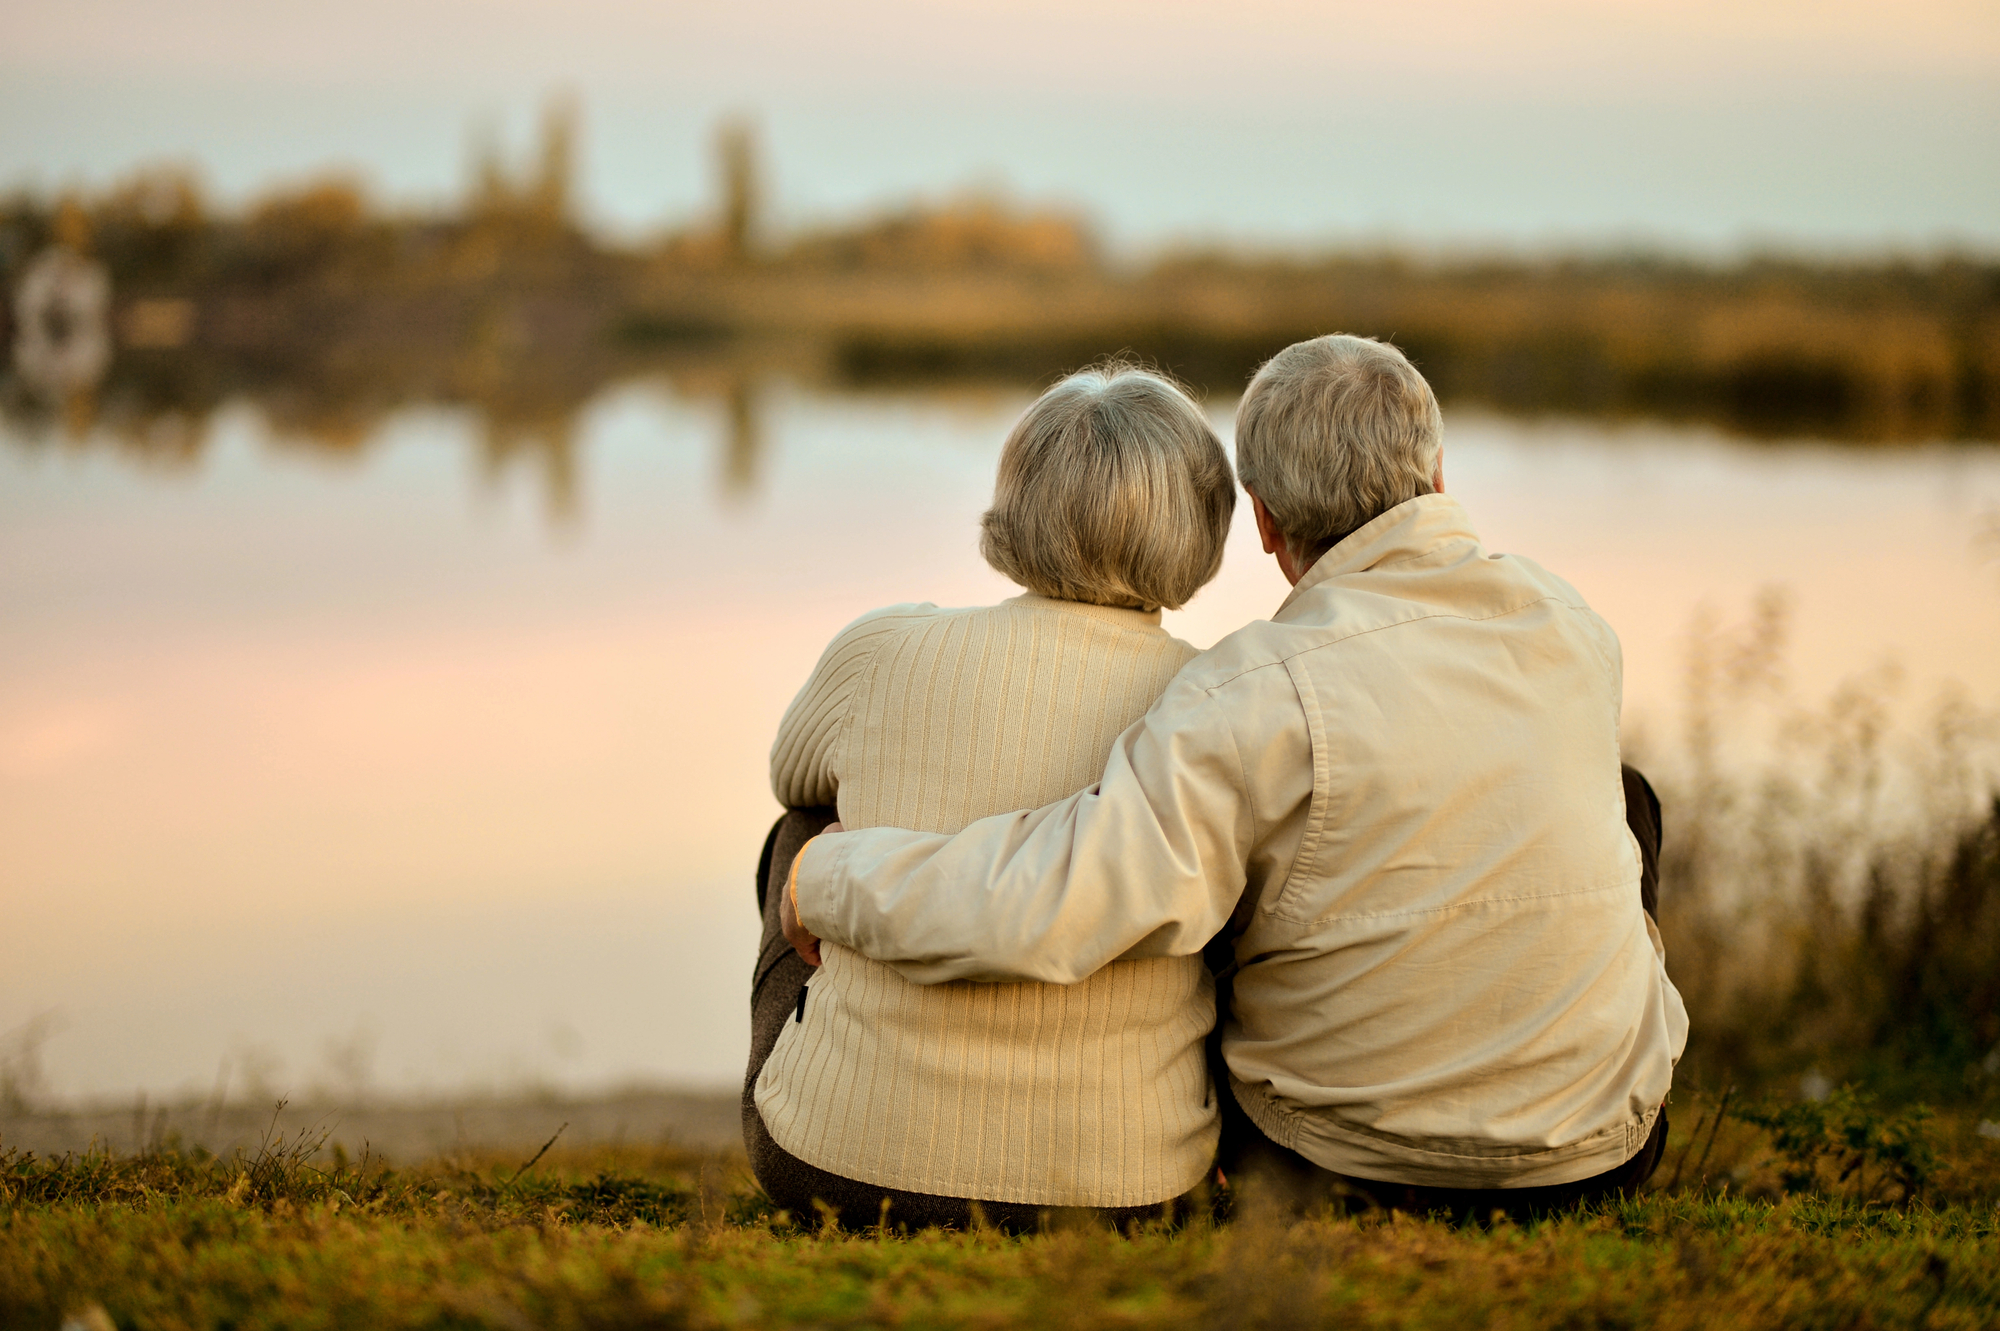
[1235,335,1443,577]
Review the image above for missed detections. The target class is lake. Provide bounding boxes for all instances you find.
[3,380,1998,1104]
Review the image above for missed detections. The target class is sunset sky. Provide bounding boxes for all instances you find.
[4,0,1996,248]
[7,0,1996,92]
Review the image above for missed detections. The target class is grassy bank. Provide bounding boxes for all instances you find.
[5,1101,1999,1331]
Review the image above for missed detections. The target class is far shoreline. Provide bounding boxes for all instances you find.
[0,1084,744,1163]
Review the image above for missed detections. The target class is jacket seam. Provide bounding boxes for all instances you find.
[1193,686,1262,854]
[1267,873,1638,928]
[1190,593,1583,698]
[1282,593,1581,661]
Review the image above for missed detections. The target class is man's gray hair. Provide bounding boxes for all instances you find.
[982,362,1235,611]
[1234,334,1442,563]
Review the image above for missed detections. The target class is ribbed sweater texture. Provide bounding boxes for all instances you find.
[756,595,1220,1207]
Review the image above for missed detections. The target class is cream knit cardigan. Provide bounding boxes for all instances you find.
[755,595,1220,1208]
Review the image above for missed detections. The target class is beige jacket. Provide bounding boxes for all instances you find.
[796,495,1688,1189]
[757,596,1219,1207]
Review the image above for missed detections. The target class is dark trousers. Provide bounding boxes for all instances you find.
[1211,763,1671,1222]
[742,806,1184,1232]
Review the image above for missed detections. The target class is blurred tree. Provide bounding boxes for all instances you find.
[716,119,761,264]
[531,94,578,228]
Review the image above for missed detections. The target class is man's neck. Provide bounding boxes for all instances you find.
[1273,542,1311,587]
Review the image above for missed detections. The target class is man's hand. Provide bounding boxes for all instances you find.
[781,823,841,966]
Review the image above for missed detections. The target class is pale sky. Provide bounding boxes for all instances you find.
[6,0,1997,94]
[4,0,1998,249]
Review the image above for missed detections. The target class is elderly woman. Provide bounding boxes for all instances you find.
[743,363,1236,1230]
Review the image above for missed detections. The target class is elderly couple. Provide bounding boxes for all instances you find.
[742,334,1688,1229]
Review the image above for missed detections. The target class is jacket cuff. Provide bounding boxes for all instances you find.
[790,832,848,941]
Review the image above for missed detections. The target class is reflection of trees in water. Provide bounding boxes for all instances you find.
[9,140,1997,512]
[722,376,762,498]
[8,104,2000,500]
[479,411,580,526]
[0,345,778,523]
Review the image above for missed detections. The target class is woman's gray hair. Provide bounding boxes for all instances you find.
[981,362,1235,611]
[1234,334,1442,563]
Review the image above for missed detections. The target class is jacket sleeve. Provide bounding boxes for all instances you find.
[769,604,932,809]
[793,674,1261,984]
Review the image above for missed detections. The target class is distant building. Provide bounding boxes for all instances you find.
[12,246,111,398]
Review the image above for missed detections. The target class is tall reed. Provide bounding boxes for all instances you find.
[1636,593,2000,1103]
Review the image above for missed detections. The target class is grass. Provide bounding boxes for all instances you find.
[5,1096,1999,1330]
[1637,595,2000,1106]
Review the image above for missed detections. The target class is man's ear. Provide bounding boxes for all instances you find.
[1248,490,1283,556]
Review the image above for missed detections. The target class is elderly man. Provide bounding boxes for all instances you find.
[782,334,1687,1217]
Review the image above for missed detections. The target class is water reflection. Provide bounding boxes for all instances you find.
[7,106,1997,509]
[1,379,1997,1106]
[1,350,781,522]
[476,407,580,525]
[722,377,763,497]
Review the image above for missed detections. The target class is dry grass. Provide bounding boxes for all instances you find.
[1634,593,2000,1106]
[4,1101,1998,1330]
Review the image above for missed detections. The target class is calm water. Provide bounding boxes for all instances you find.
[4,382,1999,1103]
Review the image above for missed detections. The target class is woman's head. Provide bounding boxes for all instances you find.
[980,362,1236,611]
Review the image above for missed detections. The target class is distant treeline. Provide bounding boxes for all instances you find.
[4,160,1998,462]
[802,253,2000,442]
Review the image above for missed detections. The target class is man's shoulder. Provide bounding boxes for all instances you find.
[1173,549,1615,692]
[1484,548,1595,613]
[1172,583,1442,693]
[1478,550,1621,661]
[1309,541,1611,648]
[1171,620,1313,696]
[1167,596,1433,698]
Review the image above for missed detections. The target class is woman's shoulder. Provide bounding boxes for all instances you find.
[804,602,946,672]
[824,601,942,647]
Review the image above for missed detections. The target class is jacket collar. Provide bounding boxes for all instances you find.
[1274,494,1480,620]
